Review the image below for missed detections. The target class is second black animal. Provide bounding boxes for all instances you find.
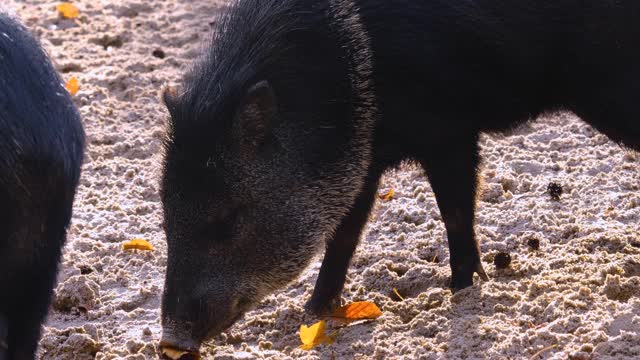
[0,10,85,360]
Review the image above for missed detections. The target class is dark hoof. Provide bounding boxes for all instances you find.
[304,295,341,317]
[449,261,489,292]
[449,276,473,292]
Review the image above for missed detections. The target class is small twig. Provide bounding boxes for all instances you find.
[529,344,558,360]
[393,288,405,301]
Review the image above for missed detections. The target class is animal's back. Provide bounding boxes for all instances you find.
[0,10,84,186]
[354,0,640,153]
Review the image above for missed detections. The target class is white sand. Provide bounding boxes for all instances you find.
[5,1,639,359]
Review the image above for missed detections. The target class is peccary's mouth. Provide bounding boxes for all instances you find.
[202,313,243,342]
[160,346,201,360]
[159,332,201,360]
[224,313,243,331]
[160,312,244,358]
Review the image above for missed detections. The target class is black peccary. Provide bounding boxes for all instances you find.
[0,10,85,360]
[159,0,640,353]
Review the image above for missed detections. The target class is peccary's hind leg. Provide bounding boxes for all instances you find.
[305,168,382,316]
[419,135,488,291]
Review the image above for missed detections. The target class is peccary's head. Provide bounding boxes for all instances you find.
[159,0,376,353]
[159,78,373,351]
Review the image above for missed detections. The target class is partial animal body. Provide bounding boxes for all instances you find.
[0,10,85,360]
[159,0,640,354]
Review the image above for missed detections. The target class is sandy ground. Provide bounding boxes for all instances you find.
[4,1,640,359]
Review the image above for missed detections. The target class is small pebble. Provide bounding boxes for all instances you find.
[79,265,93,275]
[494,252,512,269]
[152,49,166,59]
[547,182,563,200]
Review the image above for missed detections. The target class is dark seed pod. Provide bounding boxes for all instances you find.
[494,252,512,269]
[547,182,563,200]
[79,265,93,275]
[152,49,166,59]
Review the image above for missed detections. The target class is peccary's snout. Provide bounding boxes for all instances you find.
[160,305,242,357]
[160,280,249,355]
[159,326,201,359]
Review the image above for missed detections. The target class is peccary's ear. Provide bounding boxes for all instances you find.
[237,80,277,149]
[162,86,180,116]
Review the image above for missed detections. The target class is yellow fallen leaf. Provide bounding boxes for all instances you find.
[57,2,80,19]
[65,77,79,95]
[299,320,334,350]
[331,301,382,320]
[379,188,394,201]
[122,239,154,251]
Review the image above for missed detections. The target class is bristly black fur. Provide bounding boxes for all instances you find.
[169,0,319,132]
[0,9,85,359]
[160,0,640,353]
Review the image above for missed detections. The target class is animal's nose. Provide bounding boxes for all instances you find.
[159,332,201,360]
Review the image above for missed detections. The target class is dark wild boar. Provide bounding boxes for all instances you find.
[0,10,85,360]
[160,0,640,354]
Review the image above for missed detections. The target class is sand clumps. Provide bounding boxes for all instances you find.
[39,326,100,360]
[602,275,640,302]
[53,275,101,312]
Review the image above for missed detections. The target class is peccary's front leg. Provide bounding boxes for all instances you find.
[4,311,45,360]
[420,135,489,291]
[305,170,382,316]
